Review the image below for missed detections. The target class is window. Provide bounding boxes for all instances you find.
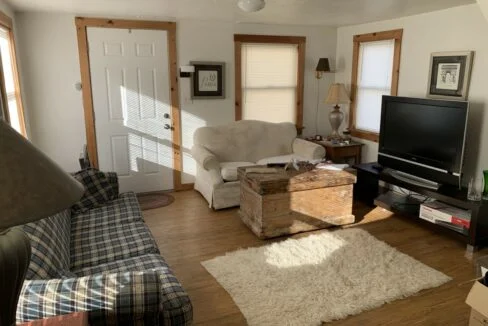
[0,11,26,136]
[234,35,305,133]
[350,29,402,142]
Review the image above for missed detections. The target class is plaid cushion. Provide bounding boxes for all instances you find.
[72,192,144,224]
[70,197,160,270]
[73,253,168,276]
[106,171,119,197]
[71,168,118,214]
[73,254,193,326]
[17,271,161,325]
[21,210,75,280]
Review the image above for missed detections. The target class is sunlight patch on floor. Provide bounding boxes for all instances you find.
[264,233,345,268]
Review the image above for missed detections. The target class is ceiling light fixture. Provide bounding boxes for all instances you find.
[237,0,266,12]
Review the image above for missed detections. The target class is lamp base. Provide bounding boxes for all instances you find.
[0,228,31,326]
[328,105,344,140]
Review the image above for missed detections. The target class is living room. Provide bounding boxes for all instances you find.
[2,0,488,325]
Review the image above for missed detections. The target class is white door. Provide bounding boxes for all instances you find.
[88,27,174,193]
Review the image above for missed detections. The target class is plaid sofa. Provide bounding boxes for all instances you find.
[16,169,193,325]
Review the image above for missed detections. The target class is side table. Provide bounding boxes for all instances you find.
[310,140,363,164]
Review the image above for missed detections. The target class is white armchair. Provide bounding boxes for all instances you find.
[191,120,325,209]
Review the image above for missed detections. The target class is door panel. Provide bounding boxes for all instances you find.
[88,27,174,193]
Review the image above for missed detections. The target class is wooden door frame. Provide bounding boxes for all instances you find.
[0,10,27,136]
[75,17,188,191]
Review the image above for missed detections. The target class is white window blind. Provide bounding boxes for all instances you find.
[241,43,298,123]
[355,39,394,133]
[0,27,20,133]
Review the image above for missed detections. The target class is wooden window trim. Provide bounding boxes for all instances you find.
[349,29,403,142]
[234,34,306,134]
[75,17,187,190]
[0,10,27,137]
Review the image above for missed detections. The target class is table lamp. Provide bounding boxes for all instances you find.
[0,120,84,325]
[325,83,350,140]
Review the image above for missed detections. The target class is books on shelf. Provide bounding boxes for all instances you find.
[419,200,471,235]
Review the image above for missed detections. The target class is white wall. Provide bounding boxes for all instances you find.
[16,12,337,179]
[0,0,12,17]
[335,4,488,180]
[178,20,337,183]
[16,13,85,172]
[478,0,488,22]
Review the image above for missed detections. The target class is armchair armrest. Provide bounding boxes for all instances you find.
[191,145,220,171]
[292,138,326,160]
[17,271,161,325]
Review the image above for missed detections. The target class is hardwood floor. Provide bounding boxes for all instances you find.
[143,190,486,325]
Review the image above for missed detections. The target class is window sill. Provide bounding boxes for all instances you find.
[350,128,379,143]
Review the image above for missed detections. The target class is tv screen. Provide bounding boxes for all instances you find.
[379,96,468,182]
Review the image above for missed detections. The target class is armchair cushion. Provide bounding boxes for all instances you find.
[193,120,297,163]
[220,162,256,181]
[71,168,119,214]
[292,138,326,160]
[17,271,161,325]
[21,210,75,280]
[191,144,220,170]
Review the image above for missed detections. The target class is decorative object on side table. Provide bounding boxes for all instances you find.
[325,83,350,140]
[314,58,331,139]
[427,51,474,100]
[190,61,225,99]
[0,121,84,326]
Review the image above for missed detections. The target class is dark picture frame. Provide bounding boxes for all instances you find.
[427,51,474,100]
[190,61,225,99]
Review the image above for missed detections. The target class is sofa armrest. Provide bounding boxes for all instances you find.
[191,145,220,171]
[17,271,161,325]
[292,138,326,160]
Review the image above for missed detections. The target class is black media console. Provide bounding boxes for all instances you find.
[353,162,488,252]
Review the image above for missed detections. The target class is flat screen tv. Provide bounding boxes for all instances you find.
[378,95,469,189]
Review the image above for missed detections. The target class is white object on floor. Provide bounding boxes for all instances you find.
[315,163,349,170]
[201,229,451,325]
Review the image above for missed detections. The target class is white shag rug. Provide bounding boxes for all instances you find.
[202,229,451,325]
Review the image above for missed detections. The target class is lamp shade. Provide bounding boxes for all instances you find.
[315,58,330,72]
[0,121,84,229]
[325,83,350,105]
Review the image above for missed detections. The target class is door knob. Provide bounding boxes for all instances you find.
[164,124,171,130]
[163,113,170,119]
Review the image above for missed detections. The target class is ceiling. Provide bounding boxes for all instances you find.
[6,0,476,27]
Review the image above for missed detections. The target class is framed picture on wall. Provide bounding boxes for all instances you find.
[427,51,474,100]
[190,61,225,99]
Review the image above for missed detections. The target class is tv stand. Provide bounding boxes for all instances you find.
[353,162,488,252]
[389,169,440,190]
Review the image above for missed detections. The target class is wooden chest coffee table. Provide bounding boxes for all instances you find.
[237,166,356,239]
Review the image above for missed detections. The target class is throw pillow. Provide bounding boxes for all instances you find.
[71,168,118,214]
